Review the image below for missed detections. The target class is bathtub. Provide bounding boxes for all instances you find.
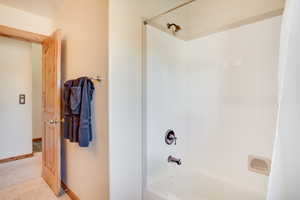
[144,170,266,200]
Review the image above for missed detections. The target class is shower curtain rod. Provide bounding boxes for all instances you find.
[146,0,197,23]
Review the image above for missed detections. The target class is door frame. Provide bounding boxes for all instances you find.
[0,25,49,43]
[0,25,62,194]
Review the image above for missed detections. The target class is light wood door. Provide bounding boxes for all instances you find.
[42,30,62,196]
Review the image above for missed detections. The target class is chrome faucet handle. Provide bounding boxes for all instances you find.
[165,129,178,145]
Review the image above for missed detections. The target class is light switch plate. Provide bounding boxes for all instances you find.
[19,94,26,104]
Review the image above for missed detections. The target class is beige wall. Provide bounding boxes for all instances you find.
[31,44,42,139]
[53,0,109,199]
[0,4,53,35]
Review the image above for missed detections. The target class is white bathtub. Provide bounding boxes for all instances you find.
[144,171,266,200]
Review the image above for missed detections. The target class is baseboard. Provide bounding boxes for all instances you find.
[61,181,80,200]
[0,153,34,164]
[33,137,42,142]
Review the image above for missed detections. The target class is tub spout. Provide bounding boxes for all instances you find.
[168,155,182,165]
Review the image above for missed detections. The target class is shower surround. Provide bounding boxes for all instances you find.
[144,16,281,200]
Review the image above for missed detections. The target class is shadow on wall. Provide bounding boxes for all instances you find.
[60,37,67,183]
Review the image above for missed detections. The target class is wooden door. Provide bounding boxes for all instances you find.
[42,30,62,196]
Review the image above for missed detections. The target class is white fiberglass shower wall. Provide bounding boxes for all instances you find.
[144,10,282,200]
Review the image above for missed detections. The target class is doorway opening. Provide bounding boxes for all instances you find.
[0,35,42,190]
[0,25,62,198]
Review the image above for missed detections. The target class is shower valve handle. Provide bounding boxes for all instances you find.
[165,129,178,145]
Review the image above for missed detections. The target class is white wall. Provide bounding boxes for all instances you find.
[0,4,53,35]
[53,0,109,199]
[0,37,33,160]
[267,0,300,199]
[146,26,187,183]
[108,0,185,199]
[151,0,284,40]
[31,44,42,139]
[185,16,280,194]
[146,16,281,196]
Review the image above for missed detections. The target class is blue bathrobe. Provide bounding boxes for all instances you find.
[64,77,94,147]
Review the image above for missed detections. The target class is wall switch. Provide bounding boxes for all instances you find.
[19,94,26,104]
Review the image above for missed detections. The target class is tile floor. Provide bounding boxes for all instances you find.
[0,153,70,200]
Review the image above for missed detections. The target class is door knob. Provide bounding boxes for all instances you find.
[48,120,57,125]
[48,119,64,125]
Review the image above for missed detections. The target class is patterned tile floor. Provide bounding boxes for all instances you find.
[0,153,70,200]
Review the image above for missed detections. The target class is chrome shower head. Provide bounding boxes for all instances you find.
[167,23,182,33]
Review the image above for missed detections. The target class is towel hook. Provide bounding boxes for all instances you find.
[89,75,102,82]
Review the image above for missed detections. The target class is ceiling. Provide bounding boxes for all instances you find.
[148,0,285,40]
[0,0,63,18]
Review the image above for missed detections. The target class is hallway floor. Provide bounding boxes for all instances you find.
[0,153,70,200]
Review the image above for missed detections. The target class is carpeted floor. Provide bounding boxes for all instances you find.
[0,153,70,200]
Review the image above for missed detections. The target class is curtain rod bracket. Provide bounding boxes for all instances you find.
[89,76,102,82]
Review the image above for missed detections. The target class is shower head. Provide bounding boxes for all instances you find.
[167,23,182,33]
